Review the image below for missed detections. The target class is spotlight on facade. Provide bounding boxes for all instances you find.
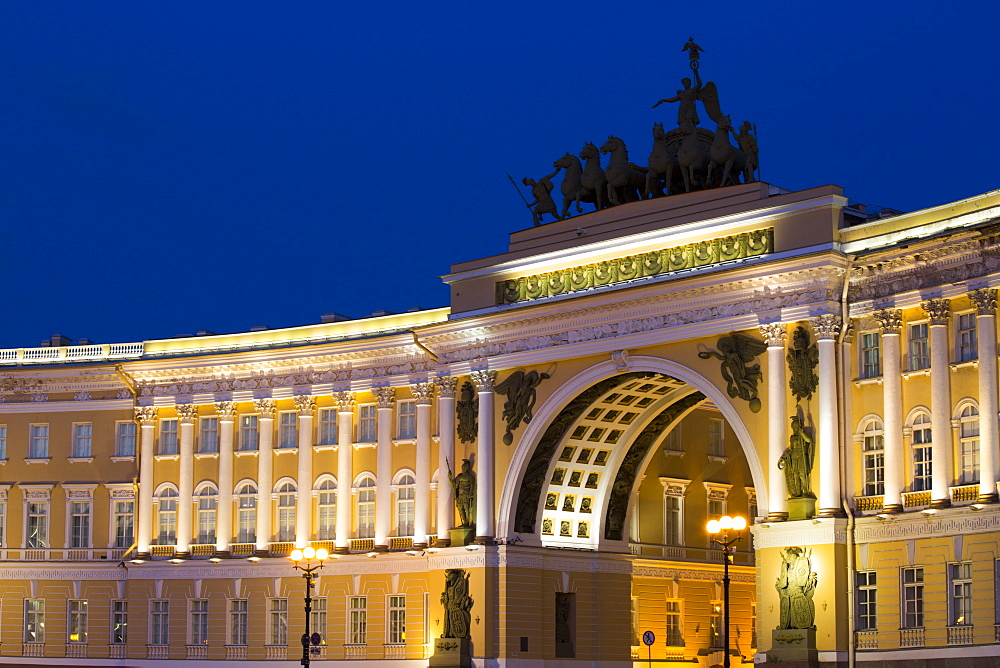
[168,558,183,564]
[208,557,222,563]
[920,508,937,516]
[366,552,378,558]
[971,503,986,511]
[130,559,145,564]
[465,544,480,552]
[247,556,260,562]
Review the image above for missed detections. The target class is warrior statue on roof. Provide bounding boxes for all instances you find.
[653,37,725,127]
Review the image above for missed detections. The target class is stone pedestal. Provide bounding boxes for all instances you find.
[787,497,816,521]
[555,641,574,658]
[450,526,476,547]
[429,637,471,668]
[769,628,817,663]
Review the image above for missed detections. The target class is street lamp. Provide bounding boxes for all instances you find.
[289,546,329,667]
[706,515,747,668]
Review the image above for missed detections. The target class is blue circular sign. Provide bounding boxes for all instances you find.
[642,630,655,646]
[310,632,322,646]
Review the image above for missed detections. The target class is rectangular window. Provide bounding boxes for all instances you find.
[278,412,297,449]
[664,495,683,546]
[0,501,5,547]
[397,400,417,440]
[115,421,136,457]
[114,501,135,549]
[350,596,367,645]
[856,571,877,631]
[151,600,169,645]
[958,313,977,362]
[70,501,91,548]
[24,600,44,643]
[311,598,327,646]
[190,599,209,645]
[358,405,377,443]
[72,423,92,458]
[198,417,219,453]
[909,322,930,370]
[861,332,881,378]
[0,424,6,459]
[26,501,48,548]
[159,419,178,455]
[388,595,406,644]
[239,415,259,451]
[68,600,88,643]
[950,562,973,626]
[708,418,724,457]
[269,598,288,646]
[902,567,924,628]
[318,408,338,446]
[229,599,248,646]
[29,424,49,459]
[111,601,128,644]
[664,425,681,452]
[665,599,683,646]
[709,602,723,648]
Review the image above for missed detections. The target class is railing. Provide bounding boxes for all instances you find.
[230,543,255,556]
[899,628,925,648]
[951,484,979,503]
[225,646,247,660]
[185,645,208,659]
[855,630,878,649]
[265,646,287,660]
[150,545,175,558]
[345,644,367,659]
[384,644,406,659]
[66,643,88,658]
[23,643,44,657]
[310,540,335,553]
[0,342,145,366]
[147,645,169,659]
[350,538,375,553]
[855,495,884,512]
[191,544,215,557]
[67,549,90,560]
[24,549,46,561]
[947,625,974,645]
[389,536,413,551]
[902,490,932,507]
[110,644,127,659]
[269,542,294,555]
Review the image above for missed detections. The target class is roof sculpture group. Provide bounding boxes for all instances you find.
[517,38,760,226]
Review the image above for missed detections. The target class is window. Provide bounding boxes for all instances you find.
[317,479,336,540]
[958,313,977,362]
[664,425,682,452]
[239,415,259,451]
[709,602,723,648]
[70,501,91,548]
[909,323,930,370]
[902,567,924,628]
[278,412,297,449]
[236,483,257,544]
[196,487,217,545]
[156,488,178,544]
[397,400,416,439]
[950,562,973,626]
[396,474,415,536]
[26,501,48,548]
[269,599,288,646]
[69,600,88,643]
[665,599,683,646]
[388,595,406,644]
[664,495,683,545]
[911,413,932,492]
[24,600,44,643]
[151,600,169,645]
[959,405,980,484]
[358,405,377,442]
[0,500,5,547]
[198,417,219,453]
[29,424,49,459]
[113,501,134,549]
[350,596,367,645]
[111,601,128,644]
[856,571,877,631]
[862,421,885,496]
[311,598,327,646]
[318,408,338,446]
[115,422,136,457]
[861,332,881,378]
[357,477,376,538]
[229,599,248,646]
[159,419,178,455]
[190,599,209,645]
[72,423,92,458]
[708,418,724,457]
[0,424,6,459]
[276,482,296,542]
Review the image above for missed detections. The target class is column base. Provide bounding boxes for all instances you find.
[135,552,151,561]
[372,545,389,553]
[174,551,191,560]
[214,550,231,559]
[333,546,350,555]
[432,538,452,548]
[412,542,429,550]
[881,504,904,514]
[472,536,494,545]
[929,498,952,509]
[254,548,270,558]
[765,511,789,522]
[816,507,847,518]
[977,492,1000,504]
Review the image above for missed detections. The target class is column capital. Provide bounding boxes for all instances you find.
[471,369,498,392]
[175,404,199,424]
[135,406,158,425]
[920,298,951,325]
[215,401,238,421]
[372,386,395,409]
[293,394,316,416]
[412,382,434,405]
[809,314,842,341]
[758,322,787,347]
[873,308,903,335]
[969,288,998,316]
[434,376,459,398]
[253,398,276,419]
[334,391,356,413]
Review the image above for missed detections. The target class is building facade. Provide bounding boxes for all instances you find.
[1,182,999,666]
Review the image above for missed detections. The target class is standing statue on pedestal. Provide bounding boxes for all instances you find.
[653,37,724,128]
[735,121,759,183]
[778,414,815,498]
[441,569,474,639]
[523,169,563,226]
[775,547,817,630]
[447,458,477,528]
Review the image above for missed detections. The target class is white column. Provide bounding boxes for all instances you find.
[759,323,788,521]
[435,377,458,545]
[335,391,355,552]
[922,299,953,507]
[413,382,434,547]
[215,402,238,554]
[472,370,498,541]
[294,395,316,548]
[373,387,395,550]
[970,289,1000,503]
[136,406,157,556]
[811,315,845,517]
[874,309,904,512]
[175,404,198,555]
[254,399,276,554]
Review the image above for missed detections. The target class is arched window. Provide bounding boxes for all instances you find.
[911,413,932,492]
[316,479,336,540]
[356,476,376,539]
[156,487,178,544]
[236,482,257,544]
[196,486,218,545]
[862,420,884,497]
[275,481,296,542]
[959,405,980,484]
[395,474,415,537]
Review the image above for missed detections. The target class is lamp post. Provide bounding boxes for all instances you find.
[706,515,747,668]
[289,546,329,667]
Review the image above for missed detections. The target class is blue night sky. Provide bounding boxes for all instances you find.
[2,1,998,348]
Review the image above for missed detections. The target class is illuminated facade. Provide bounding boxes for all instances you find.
[1,182,999,666]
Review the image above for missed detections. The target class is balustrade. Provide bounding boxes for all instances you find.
[855,630,878,649]
[899,628,925,648]
[947,625,974,645]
